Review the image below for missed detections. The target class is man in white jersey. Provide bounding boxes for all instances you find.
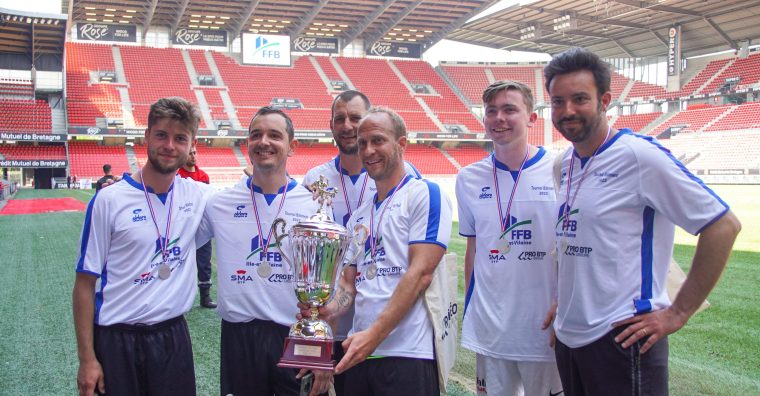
[545,47,741,395]
[196,107,331,396]
[302,90,421,395]
[307,107,452,395]
[456,80,563,396]
[73,97,211,396]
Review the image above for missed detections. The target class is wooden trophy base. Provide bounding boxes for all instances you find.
[278,336,335,370]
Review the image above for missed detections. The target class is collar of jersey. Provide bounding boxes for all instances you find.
[123,172,174,204]
[247,177,298,205]
[492,146,546,174]
[573,128,632,164]
[373,174,413,209]
[333,156,366,184]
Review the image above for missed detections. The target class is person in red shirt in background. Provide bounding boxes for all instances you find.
[178,146,216,308]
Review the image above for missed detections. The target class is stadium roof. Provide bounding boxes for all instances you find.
[0,7,67,56]
[447,0,760,59]
[66,0,498,50]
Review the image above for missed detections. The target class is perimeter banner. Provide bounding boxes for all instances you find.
[173,28,228,47]
[293,36,339,54]
[0,132,64,142]
[76,23,137,42]
[0,159,67,168]
[367,41,421,58]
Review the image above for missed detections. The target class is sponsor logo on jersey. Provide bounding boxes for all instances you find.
[150,237,182,267]
[556,203,578,238]
[564,244,593,257]
[230,269,255,284]
[132,271,156,285]
[478,186,493,199]
[178,202,193,213]
[518,251,547,260]
[246,236,284,266]
[132,208,147,222]
[531,184,554,196]
[490,215,533,263]
[593,171,619,183]
[266,273,295,283]
[476,377,487,394]
[234,204,248,218]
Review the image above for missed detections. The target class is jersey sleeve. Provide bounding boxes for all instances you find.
[403,161,422,179]
[196,195,215,247]
[636,137,729,235]
[455,171,476,237]
[75,192,111,277]
[407,180,452,249]
[302,168,319,188]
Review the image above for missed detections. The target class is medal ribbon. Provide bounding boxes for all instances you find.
[337,156,369,220]
[250,177,289,258]
[492,148,529,236]
[563,127,611,224]
[141,172,175,265]
[369,174,412,259]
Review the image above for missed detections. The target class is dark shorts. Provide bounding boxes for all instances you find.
[555,326,669,396]
[333,341,347,396]
[94,316,196,396]
[343,356,439,396]
[220,319,300,396]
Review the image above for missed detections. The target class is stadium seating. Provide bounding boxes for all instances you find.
[403,144,457,175]
[68,141,130,179]
[612,112,662,132]
[705,102,760,132]
[65,42,123,126]
[490,65,547,102]
[0,144,65,160]
[0,78,33,98]
[443,144,489,168]
[649,105,733,136]
[699,52,760,94]
[439,65,490,105]
[0,99,52,132]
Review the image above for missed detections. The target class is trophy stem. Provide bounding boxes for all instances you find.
[310,306,319,322]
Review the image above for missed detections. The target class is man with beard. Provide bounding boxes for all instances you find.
[302,90,420,395]
[456,80,562,396]
[196,107,330,396]
[309,107,452,395]
[545,47,741,395]
[177,147,217,309]
[73,97,211,396]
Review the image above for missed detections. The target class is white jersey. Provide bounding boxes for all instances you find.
[303,156,421,339]
[346,176,452,360]
[76,173,212,326]
[554,129,729,348]
[197,177,320,325]
[456,147,557,361]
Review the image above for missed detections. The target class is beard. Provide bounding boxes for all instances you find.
[554,101,605,143]
[336,141,358,155]
[147,147,184,175]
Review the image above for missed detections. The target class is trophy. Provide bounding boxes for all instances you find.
[272,176,367,370]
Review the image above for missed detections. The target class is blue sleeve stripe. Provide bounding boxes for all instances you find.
[696,206,729,235]
[406,161,422,178]
[464,267,475,318]
[635,206,655,314]
[76,193,98,274]
[459,233,476,237]
[94,262,108,324]
[424,181,442,241]
[633,134,730,210]
[76,269,101,277]
[409,240,448,250]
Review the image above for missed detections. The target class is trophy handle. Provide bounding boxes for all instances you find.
[271,218,293,269]
[346,224,369,265]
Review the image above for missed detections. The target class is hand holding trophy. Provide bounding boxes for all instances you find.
[272,176,367,370]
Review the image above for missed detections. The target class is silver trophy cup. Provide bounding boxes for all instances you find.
[272,176,366,369]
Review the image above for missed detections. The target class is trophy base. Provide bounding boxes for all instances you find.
[278,336,335,370]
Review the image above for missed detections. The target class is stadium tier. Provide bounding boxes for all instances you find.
[67,141,131,179]
[0,78,34,98]
[611,113,663,132]
[699,52,760,95]
[649,104,734,135]
[65,42,123,126]
[443,144,489,168]
[0,99,52,133]
[0,144,65,160]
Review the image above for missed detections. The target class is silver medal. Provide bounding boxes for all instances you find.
[501,239,511,254]
[257,261,272,278]
[158,263,171,280]
[365,262,378,280]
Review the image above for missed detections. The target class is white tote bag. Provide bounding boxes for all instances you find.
[424,252,459,393]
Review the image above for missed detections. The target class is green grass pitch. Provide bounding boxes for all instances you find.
[0,185,757,395]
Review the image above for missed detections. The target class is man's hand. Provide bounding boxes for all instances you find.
[296,369,333,396]
[100,176,121,189]
[334,329,380,375]
[541,300,558,347]
[76,358,105,396]
[612,307,688,354]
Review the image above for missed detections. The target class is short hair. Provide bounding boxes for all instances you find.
[362,106,406,139]
[331,90,371,121]
[147,97,201,138]
[482,80,535,112]
[544,47,611,97]
[102,164,111,173]
[249,106,295,140]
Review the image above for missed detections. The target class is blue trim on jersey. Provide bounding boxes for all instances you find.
[576,128,631,167]
[248,178,299,205]
[630,133,730,216]
[94,262,108,324]
[405,161,422,178]
[635,206,655,314]
[122,173,174,204]
[492,147,547,172]
[333,156,367,182]
[464,268,475,317]
[459,233,476,237]
[409,240,448,249]
[373,175,412,209]
[424,180,442,242]
[76,193,98,274]
[696,206,729,235]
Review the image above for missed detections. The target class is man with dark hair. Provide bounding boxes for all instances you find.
[545,47,741,395]
[95,164,115,191]
[177,147,216,309]
[73,97,211,396]
[197,106,330,396]
[312,107,452,395]
[456,80,562,396]
[301,91,421,395]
